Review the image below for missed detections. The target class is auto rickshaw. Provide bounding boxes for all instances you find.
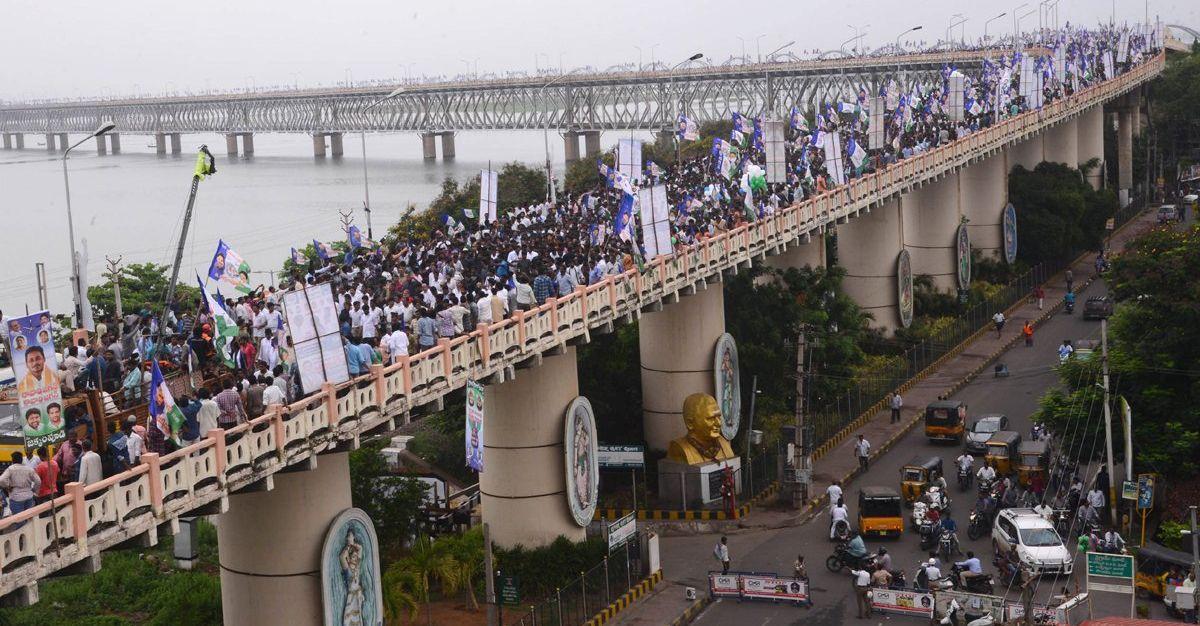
[900,456,944,505]
[984,431,1022,475]
[858,486,904,537]
[923,399,967,443]
[1016,440,1050,487]
[1135,542,1194,604]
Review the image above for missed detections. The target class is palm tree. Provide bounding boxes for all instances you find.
[447,527,486,611]
[382,563,422,624]
[406,535,460,607]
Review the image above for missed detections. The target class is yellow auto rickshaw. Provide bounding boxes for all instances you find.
[985,431,1022,475]
[924,399,967,443]
[1016,440,1050,487]
[900,456,944,505]
[858,486,904,537]
[1135,542,1193,600]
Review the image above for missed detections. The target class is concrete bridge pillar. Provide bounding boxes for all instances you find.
[312,134,327,158]
[420,132,436,160]
[902,174,961,292]
[58,133,67,152]
[329,133,344,158]
[764,234,826,272]
[1077,106,1105,189]
[169,133,181,155]
[95,134,107,156]
[960,154,1006,260]
[1006,135,1044,172]
[45,134,56,152]
[241,133,254,156]
[640,286,725,451]
[218,451,352,625]
[1042,118,1077,168]
[14,134,24,149]
[838,199,903,332]
[108,133,120,154]
[439,132,455,160]
[480,347,586,548]
[155,133,167,155]
[2,134,11,149]
[583,131,601,157]
[225,133,239,157]
[563,130,580,165]
[1118,107,1134,207]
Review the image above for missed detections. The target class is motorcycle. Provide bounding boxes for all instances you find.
[939,529,961,561]
[1065,299,1075,314]
[967,508,988,540]
[939,598,996,626]
[825,542,875,573]
[958,466,973,491]
[951,564,995,594]
[1051,509,1073,537]
[977,476,996,497]
[926,485,952,516]
[917,519,939,552]
[830,518,851,542]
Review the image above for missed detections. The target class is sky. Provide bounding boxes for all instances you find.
[1,0,1197,102]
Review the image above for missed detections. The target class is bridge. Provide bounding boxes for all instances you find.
[0,50,993,160]
[0,49,1163,622]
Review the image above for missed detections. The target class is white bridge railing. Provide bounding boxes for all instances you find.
[0,54,1162,602]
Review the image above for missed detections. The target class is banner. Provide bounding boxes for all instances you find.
[948,72,966,122]
[708,573,741,598]
[617,139,643,181]
[737,574,808,604]
[934,590,1005,623]
[207,239,253,295]
[823,132,846,187]
[282,282,349,393]
[638,184,671,258]
[149,360,186,446]
[6,311,66,449]
[465,380,484,472]
[871,588,934,617]
[479,169,498,225]
[677,114,699,141]
[868,96,884,150]
[762,120,787,183]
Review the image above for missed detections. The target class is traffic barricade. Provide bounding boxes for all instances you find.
[707,571,811,607]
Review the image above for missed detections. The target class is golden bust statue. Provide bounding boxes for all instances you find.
[666,393,736,465]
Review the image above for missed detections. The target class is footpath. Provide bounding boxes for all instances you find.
[610,207,1161,626]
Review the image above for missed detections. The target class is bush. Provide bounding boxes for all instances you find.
[495,536,608,601]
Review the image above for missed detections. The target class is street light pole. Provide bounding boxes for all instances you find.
[984,12,1008,45]
[540,69,586,203]
[63,121,115,329]
[359,86,406,241]
[668,53,704,164]
[894,26,923,90]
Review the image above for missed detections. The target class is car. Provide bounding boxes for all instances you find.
[965,414,1008,455]
[1157,205,1178,224]
[992,508,1074,577]
[1083,296,1113,320]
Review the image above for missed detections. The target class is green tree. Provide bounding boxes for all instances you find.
[349,443,429,560]
[1148,48,1200,179]
[86,262,200,322]
[497,162,547,210]
[1008,162,1117,265]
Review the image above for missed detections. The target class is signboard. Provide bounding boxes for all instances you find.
[1005,602,1066,623]
[1086,552,1134,579]
[897,249,914,328]
[1105,217,1116,231]
[739,574,808,603]
[465,380,484,472]
[708,573,741,598]
[872,588,934,617]
[638,184,672,258]
[1136,474,1155,510]
[607,512,636,551]
[498,574,521,606]
[1121,480,1138,501]
[597,444,645,469]
[320,508,384,626]
[1002,203,1018,264]
[564,396,600,527]
[956,223,971,290]
[283,282,349,393]
[713,333,741,441]
[5,310,66,450]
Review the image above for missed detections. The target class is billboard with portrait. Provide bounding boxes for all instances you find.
[713,333,741,441]
[6,311,66,449]
[897,249,914,328]
[564,396,599,527]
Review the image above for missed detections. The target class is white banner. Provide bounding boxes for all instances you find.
[708,573,740,597]
[282,282,349,391]
[948,72,966,122]
[763,120,787,183]
[824,132,846,187]
[739,574,808,603]
[868,96,885,150]
[479,169,498,224]
[618,138,643,181]
[872,588,934,617]
[638,184,671,258]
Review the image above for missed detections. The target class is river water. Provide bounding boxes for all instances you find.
[0,130,652,317]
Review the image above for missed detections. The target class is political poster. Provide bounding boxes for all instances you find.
[1002,203,1018,264]
[6,311,66,449]
[465,380,484,472]
[763,120,787,183]
[871,588,934,617]
[207,239,253,295]
[282,282,350,392]
[479,169,498,225]
[956,224,972,290]
[618,138,643,181]
[638,184,671,258]
[149,360,186,446]
[948,72,966,122]
[823,131,846,187]
[868,96,885,150]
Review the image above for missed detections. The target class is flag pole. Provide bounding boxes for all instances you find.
[154,146,216,362]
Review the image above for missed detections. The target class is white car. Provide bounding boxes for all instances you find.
[992,508,1074,576]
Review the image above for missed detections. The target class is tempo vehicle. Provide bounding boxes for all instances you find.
[992,508,1073,577]
[1135,541,1194,608]
[924,400,967,443]
[1016,440,1051,488]
[901,456,944,505]
[1083,296,1114,320]
[984,431,1022,475]
[1157,204,1178,224]
[858,486,903,537]
[964,414,1008,456]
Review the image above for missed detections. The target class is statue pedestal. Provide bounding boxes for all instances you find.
[657,457,742,510]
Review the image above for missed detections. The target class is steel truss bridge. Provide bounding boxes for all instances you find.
[0,51,999,136]
[0,55,1163,605]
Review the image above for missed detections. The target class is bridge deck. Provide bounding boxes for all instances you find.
[0,54,1163,603]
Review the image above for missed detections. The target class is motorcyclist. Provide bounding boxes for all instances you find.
[1103,529,1127,553]
[977,462,997,484]
[846,530,869,561]
[830,498,850,539]
[876,548,892,573]
[938,515,960,555]
[1064,291,1076,308]
[955,551,986,588]
[956,453,974,474]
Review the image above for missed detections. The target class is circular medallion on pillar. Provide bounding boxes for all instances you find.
[1002,203,1018,264]
[564,396,600,527]
[320,507,384,626]
[897,249,914,329]
[955,223,972,290]
[712,333,741,441]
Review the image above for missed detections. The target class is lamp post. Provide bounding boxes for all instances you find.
[984,12,1008,44]
[1016,7,1037,52]
[894,26,923,89]
[668,53,704,163]
[63,120,115,328]
[359,86,406,240]
[764,40,796,62]
[540,68,587,202]
[947,15,968,51]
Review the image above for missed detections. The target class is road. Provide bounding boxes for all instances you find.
[656,275,1168,625]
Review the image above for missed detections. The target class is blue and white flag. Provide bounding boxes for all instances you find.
[313,239,335,262]
[612,170,634,195]
[732,112,754,134]
[598,160,613,187]
[440,213,464,235]
[348,225,364,249]
[790,106,808,132]
[614,192,636,242]
[206,239,252,295]
[149,360,186,446]
[290,247,305,266]
[197,273,237,369]
[677,114,699,141]
[731,129,745,146]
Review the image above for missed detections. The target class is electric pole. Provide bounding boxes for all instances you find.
[794,325,811,508]
[105,255,123,320]
[1101,318,1118,525]
[339,209,356,235]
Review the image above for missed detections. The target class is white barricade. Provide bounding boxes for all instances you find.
[707,571,810,606]
[870,588,934,618]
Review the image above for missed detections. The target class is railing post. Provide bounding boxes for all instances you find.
[208,427,228,477]
[321,382,338,430]
[438,338,452,380]
[142,452,164,517]
[269,403,286,457]
[477,322,491,368]
[603,556,611,607]
[64,482,88,548]
[580,571,587,618]
[369,363,386,412]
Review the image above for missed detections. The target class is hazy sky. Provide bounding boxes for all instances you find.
[2,0,1196,102]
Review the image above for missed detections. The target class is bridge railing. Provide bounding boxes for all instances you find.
[0,53,1163,598]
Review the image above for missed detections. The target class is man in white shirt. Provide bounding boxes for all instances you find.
[78,440,104,485]
[977,463,997,483]
[826,480,843,507]
[197,389,221,435]
[854,434,871,470]
[830,499,850,538]
[362,305,381,340]
[262,377,286,407]
[850,567,873,618]
[386,327,410,364]
[476,292,494,325]
[956,453,974,473]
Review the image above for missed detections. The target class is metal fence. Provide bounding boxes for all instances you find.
[644,451,779,514]
[508,532,645,626]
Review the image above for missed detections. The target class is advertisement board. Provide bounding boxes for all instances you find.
[871,588,934,617]
[739,574,808,603]
[708,573,740,598]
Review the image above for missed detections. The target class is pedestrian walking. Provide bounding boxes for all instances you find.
[851,566,873,618]
[1023,321,1034,347]
[1032,286,1045,310]
[1065,269,1074,292]
[889,392,903,423]
[713,536,730,574]
[854,435,871,471]
[992,311,1006,337]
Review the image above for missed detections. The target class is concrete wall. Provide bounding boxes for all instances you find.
[902,176,960,292]
[1043,118,1078,167]
[480,347,585,548]
[1077,106,1105,189]
[960,154,1006,259]
[838,199,903,332]
[764,235,826,272]
[1007,135,1044,172]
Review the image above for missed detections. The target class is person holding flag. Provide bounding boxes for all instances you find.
[148,360,186,451]
[197,274,238,368]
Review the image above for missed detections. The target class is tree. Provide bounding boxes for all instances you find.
[496,162,546,210]
[1148,49,1200,180]
[86,262,200,322]
[1009,163,1116,265]
[349,443,429,560]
